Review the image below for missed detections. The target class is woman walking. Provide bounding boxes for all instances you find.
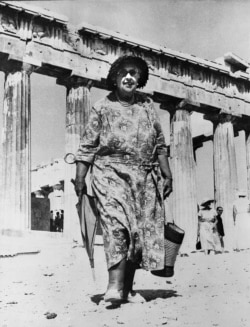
[74,55,173,303]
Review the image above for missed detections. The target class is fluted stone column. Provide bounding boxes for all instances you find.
[0,70,31,232]
[213,114,238,249]
[246,130,250,199]
[170,105,198,253]
[64,82,92,240]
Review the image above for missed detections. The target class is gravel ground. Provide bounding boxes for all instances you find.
[1,234,250,327]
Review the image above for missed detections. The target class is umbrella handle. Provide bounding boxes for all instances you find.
[64,153,76,164]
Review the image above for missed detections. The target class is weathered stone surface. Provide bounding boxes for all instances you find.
[1,0,250,250]
[64,85,91,240]
[246,131,250,199]
[213,114,238,249]
[170,107,198,252]
[0,1,250,113]
[0,70,31,231]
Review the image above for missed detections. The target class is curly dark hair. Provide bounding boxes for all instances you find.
[106,55,149,91]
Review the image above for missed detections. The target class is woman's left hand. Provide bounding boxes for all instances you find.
[163,178,172,199]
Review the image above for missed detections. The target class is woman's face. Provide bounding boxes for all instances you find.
[115,63,140,96]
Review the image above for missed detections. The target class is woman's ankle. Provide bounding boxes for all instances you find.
[107,258,126,292]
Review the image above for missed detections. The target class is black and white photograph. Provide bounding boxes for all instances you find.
[1,0,250,326]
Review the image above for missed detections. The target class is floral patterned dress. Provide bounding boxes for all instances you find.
[76,92,168,270]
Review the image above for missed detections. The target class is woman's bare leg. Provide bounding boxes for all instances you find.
[104,258,126,302]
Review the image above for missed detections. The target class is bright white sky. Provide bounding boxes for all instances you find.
[1,0,249,200]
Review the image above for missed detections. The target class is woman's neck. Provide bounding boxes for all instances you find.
[115,90,135,104]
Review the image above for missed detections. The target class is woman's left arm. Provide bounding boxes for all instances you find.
[158,154,173,199]
[147,99,173,198]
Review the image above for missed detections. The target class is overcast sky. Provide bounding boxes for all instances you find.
[1,0,249,199]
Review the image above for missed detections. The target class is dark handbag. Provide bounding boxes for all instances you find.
[151,222,185,278]
[196,237,201,250]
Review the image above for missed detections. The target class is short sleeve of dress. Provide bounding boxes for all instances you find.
[75,105,102,164]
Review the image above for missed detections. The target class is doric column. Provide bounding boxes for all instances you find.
[213,114,238,249]
[246,130,250,199]
[169,101,198,253]
[0,68,31,232]
[63,79,92,239]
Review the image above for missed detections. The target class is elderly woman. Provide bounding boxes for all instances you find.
[198,199,221,255]
[74,55,172,303]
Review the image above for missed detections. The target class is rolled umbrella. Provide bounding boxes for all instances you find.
[64,154,99,281]
[75,189,99,281]
[70,178,98,281]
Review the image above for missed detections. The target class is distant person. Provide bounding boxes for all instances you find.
[198,198,221,255]
[50,210,54,232]
[59,210,64,232]
[55,211,60,232]
[233,191,250,250]
[216,207,225,252]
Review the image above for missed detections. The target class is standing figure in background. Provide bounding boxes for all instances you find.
[198,199,221,255]
[74,55,173,303]
[59,209,64,232]
[233,191,250,251]
[55,211,60,232]
[49,210,54,232]
[216,207,225,252]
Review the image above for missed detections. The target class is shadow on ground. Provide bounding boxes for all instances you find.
[90,288,180,306]
[138,289,180,301]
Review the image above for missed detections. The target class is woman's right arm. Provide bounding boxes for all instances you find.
[74,104,102,197]
[74,161,91,198]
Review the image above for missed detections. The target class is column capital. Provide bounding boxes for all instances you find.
[22,63,36,75]
[57,75,94,89]
[160,98,200,118]
[3,63,37,76]
[204,112,239,125]
[1,54,41,75]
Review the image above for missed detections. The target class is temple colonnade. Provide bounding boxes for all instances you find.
[1,71,249,252]
[1,1,250,252]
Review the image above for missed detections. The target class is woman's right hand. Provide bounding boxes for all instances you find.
[74,177,87,198]
[73,161,90,198]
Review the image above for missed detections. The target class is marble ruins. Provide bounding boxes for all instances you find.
[1,1,250,251]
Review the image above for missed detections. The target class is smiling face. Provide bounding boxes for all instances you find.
[115,63,141,98]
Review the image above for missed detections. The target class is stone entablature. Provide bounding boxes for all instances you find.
[0,1,250,118]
